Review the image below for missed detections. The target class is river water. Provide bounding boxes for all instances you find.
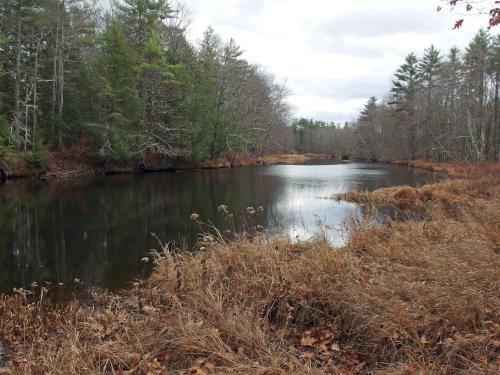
[0,162,436,293]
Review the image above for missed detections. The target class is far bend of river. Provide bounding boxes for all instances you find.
[0,162,437,294]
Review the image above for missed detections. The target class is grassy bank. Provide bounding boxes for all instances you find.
[0,152,331,180]
[391,160,500,177]
[0,163,499,374]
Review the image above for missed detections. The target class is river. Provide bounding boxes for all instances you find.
[0,162,437,294]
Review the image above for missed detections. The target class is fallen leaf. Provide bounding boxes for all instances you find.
[204,362,215,371]
[300,336,317,346]
[188,366,207,375]
[420,335,430,345]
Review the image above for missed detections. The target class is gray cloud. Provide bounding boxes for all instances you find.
[184,0,490,122]
[317,4,447,38]
[292,76,391,100]
[188,0,268,32]
[301,109,359,123]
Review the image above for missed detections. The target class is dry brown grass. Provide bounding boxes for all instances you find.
[0,164,499,374]
[334,162,500,208]
[392,160,500,178]
[262,153,331,165]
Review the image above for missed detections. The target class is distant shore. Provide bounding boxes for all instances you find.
[0,152,334,181]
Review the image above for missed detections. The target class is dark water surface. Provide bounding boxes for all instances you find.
[0,162,437,293]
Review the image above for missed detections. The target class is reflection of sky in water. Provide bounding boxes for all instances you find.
[0,162,437,292]
[261,163,384,244]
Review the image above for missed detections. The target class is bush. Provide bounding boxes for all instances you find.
[0,114,11,156]
[20,147,47,167]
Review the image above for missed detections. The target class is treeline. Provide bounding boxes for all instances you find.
[291,118,346,155]
[2,1,498,165]
[0,0,290,162]
[348,30,500,162]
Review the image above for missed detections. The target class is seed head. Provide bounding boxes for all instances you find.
[246,207,256,215]
[217,204,229,214]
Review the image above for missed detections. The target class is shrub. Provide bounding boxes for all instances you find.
[20,147,47,167]
[0,113,11,156]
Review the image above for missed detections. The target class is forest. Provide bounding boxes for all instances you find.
[294,31,500,162]
[0,0,499,168]
[348,31,500,162]
[0,0,291,165]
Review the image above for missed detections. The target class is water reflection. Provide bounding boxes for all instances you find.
[0,162,436,293]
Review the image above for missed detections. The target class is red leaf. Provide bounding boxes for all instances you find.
[453,19,464,29]
[489,15,500,28]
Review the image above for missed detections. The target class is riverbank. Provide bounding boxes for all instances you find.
[334,162,500,206]
[0,163,498,374]
[0,152,332,180]
[391,159,500,177]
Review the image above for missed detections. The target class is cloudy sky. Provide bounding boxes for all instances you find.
[177,0,492,123]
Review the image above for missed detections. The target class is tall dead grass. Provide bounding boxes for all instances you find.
[392,160,500,178]
[262,153,331,165]
[0,164,499,374]
[334,162,500,207]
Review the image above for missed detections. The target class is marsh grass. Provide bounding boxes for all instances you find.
[392,160,500,178]
[0,163,499,374]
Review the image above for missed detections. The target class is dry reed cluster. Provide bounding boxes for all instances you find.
[0,163,499,374]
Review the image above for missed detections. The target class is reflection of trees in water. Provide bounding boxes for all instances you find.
[351,164,439,192]
[0,164,437,293]
[0,168,286,293]
[1,198,86,292]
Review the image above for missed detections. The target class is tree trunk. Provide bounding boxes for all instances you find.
[51,17,59,146]
[13,13,22,147]
[491,71,499,160]
[210,120,219,160]
[478,68,487,161]
[33,43,39,147]
[57,0,65,148]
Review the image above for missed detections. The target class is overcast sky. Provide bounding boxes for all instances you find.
[176,0,493,123]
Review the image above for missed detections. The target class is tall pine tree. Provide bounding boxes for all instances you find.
[94,21,143,160]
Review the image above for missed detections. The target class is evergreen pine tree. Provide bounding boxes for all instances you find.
[418,45,443,91]
[391,53,419,105]
[359,97,379,122]
[95,21,143,160]
[117,0,174,53]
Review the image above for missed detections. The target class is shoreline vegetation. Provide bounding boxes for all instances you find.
[0,152,334,180]
[0,162,498,374]
[1,0,498,183]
